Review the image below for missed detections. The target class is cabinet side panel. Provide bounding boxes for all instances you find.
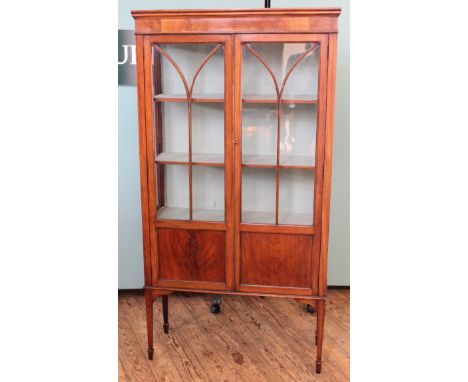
[240,232,312,288]
[319,33,338,296]
[311,35,329,295]
[143,36,159,286]
[158,229,226,283]
[135,35,152,286]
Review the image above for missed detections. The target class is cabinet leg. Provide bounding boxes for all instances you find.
[162,295,169,334]
[315,300,325,373]
[144,289,154,360]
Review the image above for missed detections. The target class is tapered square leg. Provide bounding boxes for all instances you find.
[315,300,325,373]
[144,288,154,360]
[162,295,169,334]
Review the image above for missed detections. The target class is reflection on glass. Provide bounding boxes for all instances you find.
[279,104,316,166]
[192,103,224,164]
[242,103,316,167]
[242,104,276,165]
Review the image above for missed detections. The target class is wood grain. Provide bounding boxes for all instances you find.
[132,9,340,35]
[240,232,313,288]
[119,290,349,381]
[311,34,329,296]
[158,229,225,283]
[319,33,338,297]
[135,35,152,287]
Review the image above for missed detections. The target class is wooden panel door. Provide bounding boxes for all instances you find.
[141,35,234,291]
[234,34,329,296]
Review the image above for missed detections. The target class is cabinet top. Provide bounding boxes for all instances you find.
[131,8,341,35]
[131,8,341,18]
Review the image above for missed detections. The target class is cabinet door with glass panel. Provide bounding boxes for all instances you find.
[143,35,233,290]
[235,35,328,295]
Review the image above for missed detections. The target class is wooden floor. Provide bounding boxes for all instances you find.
[119,290,349,382]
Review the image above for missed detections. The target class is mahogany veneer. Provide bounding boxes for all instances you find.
[132,8,340,375]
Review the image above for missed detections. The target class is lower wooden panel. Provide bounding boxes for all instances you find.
[240,232,313,289]
[157,228,225,283]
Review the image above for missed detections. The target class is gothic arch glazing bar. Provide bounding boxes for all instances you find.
[153,43,224,221]
[243,42,319,224]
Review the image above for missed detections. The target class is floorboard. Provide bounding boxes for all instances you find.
[119,290,350,381]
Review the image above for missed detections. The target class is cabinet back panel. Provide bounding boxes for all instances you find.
[158,228,225,283]
[240,232,312,288]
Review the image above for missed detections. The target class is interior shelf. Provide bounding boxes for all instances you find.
[242,154,315,169]
[157,206,224,222]
[243,94,318,104]
[279,212,313,226]
[155,94,316,104]
[242,154,276,167]
[156,152,224,166]
[280,155,315,168]
[241,210,313,225]
[241,210,275,224]
[154,93,224,103]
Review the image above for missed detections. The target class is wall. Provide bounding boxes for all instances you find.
[118,0,349,288]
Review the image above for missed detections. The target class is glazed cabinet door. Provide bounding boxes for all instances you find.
[141,35,234,291]
[234,34,329,296]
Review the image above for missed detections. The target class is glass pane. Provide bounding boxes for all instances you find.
[152,42,225,222]
[242,45,277,98]
[279,169,314,225]
[282,44,319,100]
[157,43,224,97]
[242,42,319,101]
[193,166,224,222]
[242,168,276,224]
[156,102,188,162]
[241,41,319,225]
[192,103,224,164]
[280,104,316,167]
[156,164,189,220]
[242,103,277,166]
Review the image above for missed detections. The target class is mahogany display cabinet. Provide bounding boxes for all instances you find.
[132,8,340,374]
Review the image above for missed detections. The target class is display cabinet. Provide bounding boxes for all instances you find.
[132,8,340,374]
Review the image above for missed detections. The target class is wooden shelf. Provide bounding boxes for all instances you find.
[157,206,224,222]
[242,154,315,169]
[241,210,313,225]
[156,152,224,166]
[243,94,318,104]
[154,93,224,103]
